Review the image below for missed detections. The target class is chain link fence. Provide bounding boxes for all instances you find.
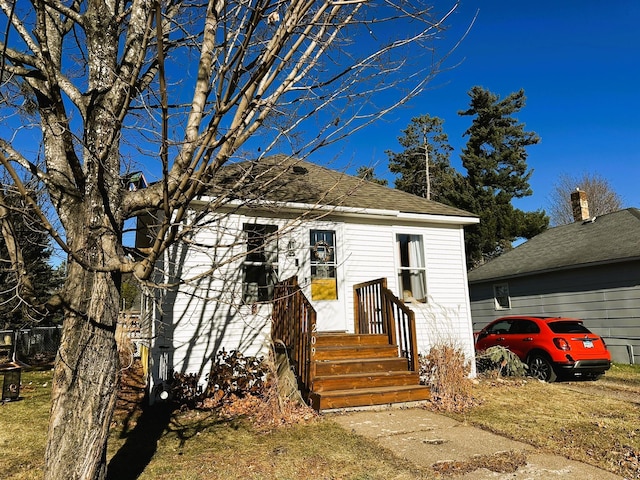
[0,326,62,367]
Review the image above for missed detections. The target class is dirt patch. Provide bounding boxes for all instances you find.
[114,352,147,422]
[432,450,528,476]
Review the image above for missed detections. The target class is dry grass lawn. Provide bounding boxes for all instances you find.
[455,364,640,479]
[1,364,639,479]
[1,370,433,480]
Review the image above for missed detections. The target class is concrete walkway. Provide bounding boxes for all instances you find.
[330,407,623,479]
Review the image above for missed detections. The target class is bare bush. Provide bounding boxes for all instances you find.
[205,350,268,401]
[420,343,476,413]
[227,347,317,432]
[165,347,316,431]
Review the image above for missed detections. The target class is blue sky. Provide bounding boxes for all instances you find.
[7,0,637,218]
[320,0,640,214]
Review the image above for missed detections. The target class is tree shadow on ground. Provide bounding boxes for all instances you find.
[107,353,175,480]
[107,402,175,480]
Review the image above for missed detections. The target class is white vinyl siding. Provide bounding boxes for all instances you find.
[342,223,396,333]
[154,215,273,383]
[344,222,474,362]
[414,225,475,364]
[150,211,477,391]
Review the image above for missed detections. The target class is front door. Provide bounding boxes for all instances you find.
[309,229,345,331]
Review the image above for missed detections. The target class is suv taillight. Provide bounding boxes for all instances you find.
[553,338,570,351]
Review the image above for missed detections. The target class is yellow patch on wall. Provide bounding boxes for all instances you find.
[311,278,337,300]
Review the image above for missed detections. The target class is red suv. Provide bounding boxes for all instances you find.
[475,316,611,382]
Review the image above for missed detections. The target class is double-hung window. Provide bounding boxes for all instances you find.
[396,234,427,303]
[493,283,511,310]
[242,224,278,304]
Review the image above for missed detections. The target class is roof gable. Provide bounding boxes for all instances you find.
[214,155,476,219]
[468,208,640,283]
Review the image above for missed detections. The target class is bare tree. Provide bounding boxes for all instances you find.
[548,172,623,226]
[0,0,470,478]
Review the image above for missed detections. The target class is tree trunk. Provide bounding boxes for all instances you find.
[42,1,125,473]
[45,261,121,480]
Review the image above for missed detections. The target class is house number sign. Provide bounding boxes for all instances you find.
[311,322,317,357]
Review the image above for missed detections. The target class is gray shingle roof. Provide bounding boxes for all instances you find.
[215,155,476,219]
[467,208,640,283]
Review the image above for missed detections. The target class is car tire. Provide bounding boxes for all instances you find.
[527,354,557,382]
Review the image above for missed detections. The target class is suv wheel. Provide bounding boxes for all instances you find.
[528,354,557,382]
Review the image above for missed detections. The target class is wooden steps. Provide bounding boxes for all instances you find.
[309,332,429,411]
[313,344,399,360]
[314,357,411,376]
[309,385,431,411]
[313,370,420,391]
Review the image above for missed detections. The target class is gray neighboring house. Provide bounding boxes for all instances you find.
[468,195,640,364]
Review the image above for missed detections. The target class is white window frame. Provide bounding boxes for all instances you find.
[396,233,427,303]
[493,282,511,310]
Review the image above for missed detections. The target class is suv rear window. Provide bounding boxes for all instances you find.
[548,321,590,334]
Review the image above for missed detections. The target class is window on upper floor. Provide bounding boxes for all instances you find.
[396,233,426,303]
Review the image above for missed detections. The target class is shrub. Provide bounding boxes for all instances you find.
[227,346,316,431]
[204,349,268,401]
[169,372,202,408]
[166,348,316,431]
[475,346,527,378]
[164,350,267,410]
[420,343,476,413]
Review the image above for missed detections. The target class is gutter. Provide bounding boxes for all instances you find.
[194,197,480,226]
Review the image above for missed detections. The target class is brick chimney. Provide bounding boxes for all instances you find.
[570,189,590,222]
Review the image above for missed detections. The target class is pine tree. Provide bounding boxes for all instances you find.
[387,114,458,203]
[356,166,388,186]
[0,190,62,328]
[457,87,548,267]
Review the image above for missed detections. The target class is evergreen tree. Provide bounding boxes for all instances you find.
[457,87,548,267]
[356,166,388,186]
[387,114,458,203]
[0,190,62,328]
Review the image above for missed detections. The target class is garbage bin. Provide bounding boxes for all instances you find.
[1,363,21,401]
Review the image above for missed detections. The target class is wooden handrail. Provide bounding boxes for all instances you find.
[272,276,317,396]
[353,278,419,372]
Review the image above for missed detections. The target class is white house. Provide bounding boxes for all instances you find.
[139,155,479,408]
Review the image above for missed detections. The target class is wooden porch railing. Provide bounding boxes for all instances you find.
[271,276,317,394]
[353,278,419,372]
